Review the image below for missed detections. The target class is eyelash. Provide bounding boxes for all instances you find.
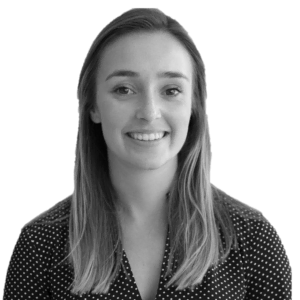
[112,86,182,96]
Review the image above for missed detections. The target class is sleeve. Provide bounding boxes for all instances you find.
[245,218,292,300]
[3,227,51,299]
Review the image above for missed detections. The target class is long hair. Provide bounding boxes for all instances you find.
[71,8,237,294]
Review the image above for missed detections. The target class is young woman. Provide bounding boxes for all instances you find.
[4,8,291,300]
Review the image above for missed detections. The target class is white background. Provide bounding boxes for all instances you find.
[160,7,300,281]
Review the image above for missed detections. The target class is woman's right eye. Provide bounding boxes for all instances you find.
[113,86,134,95]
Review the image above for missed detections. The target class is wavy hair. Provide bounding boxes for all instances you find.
[70,8,237,294]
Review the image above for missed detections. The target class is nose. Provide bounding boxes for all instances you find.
[136,92,161,121]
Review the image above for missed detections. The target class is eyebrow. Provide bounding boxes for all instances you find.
[105,70,190,82]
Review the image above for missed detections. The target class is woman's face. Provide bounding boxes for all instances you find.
[91,31,193,171]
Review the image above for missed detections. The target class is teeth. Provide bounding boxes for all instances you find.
[128,132,165,141]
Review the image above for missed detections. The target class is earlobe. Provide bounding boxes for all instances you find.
[90,110,101,124]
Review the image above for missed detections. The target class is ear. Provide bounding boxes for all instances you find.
[90,109,101,124]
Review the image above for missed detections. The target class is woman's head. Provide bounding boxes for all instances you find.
[90,31,193,171]
[78,8,207,180]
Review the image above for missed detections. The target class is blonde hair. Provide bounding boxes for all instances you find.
[70,8,238,294]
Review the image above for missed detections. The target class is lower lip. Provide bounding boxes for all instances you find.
[126,133,168,145]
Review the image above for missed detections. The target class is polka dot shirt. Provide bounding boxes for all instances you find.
[4,193,291,299]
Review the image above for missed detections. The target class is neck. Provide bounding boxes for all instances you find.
[109,157,177,224]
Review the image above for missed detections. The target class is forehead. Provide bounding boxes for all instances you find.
[98,31,194,80]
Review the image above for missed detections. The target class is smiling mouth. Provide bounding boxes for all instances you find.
[127,132,168,141]
[126,131,169,142]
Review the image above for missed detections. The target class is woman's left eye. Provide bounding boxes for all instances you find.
[165,88,182,96]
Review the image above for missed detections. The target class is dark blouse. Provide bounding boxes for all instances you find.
[4,192,292,300]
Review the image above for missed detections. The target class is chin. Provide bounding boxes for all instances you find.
[129,156,176,171]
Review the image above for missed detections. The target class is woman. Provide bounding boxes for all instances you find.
[4,8,291,300]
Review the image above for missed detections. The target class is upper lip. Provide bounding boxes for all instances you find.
[126,130,169,134]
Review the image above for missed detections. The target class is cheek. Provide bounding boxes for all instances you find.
[177,102,192,126]
[98,101,129,139]
[171,107,192,141]
[99,101,117,125]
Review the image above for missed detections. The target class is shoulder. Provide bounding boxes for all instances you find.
[212,186,291,297]
[212,186,289,264]
[4,197,73,298]
[214,188,279,246]
[19,195,71,264]
[25,194,71,227]
[213,185,266,232]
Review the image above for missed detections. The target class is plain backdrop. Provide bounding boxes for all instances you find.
[160,7,300,281]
